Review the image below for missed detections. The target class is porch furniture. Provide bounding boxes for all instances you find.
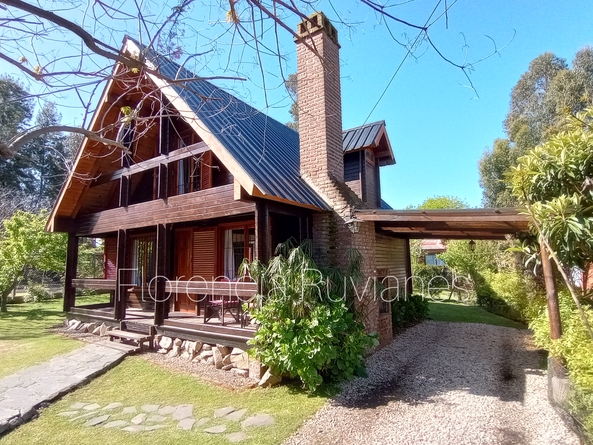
[204,295,242,325]
[107,330,153,350]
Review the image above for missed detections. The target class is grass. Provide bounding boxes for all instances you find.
[0,357,332,445]
[428,300,526,329]
[0,294,109,378]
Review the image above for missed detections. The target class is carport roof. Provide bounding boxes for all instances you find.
[355,208,529,240]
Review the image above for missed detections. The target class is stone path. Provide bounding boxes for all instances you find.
[58,401,274,442]
[0,343,129,435]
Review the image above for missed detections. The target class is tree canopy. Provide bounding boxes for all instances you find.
[409,195,469,210]
[0,210,67,312]
[479,48,593,207]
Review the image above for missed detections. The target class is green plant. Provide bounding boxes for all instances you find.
[26,284,56,302]
[391,294,429,329]
[243,241,378,391]
[530,292,593,441]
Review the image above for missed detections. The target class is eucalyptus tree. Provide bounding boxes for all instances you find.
[480,48,593,207]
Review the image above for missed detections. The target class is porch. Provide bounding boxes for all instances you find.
[67,278,257,349]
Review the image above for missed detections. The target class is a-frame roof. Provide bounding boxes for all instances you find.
[136,37,330,210]
[48,38,398,230]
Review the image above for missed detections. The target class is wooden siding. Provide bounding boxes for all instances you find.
[375,235,407,290]
[344,151,362,199]
[55,184,255,236]
[364,150,378,208]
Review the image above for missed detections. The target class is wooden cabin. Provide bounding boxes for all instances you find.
[48,13,407,348]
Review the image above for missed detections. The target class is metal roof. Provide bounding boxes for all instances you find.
[355,208,529,240]
[139,42,329,210]
[343,121,385,153]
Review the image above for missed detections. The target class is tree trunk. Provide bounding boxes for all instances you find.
[1,277,20,312]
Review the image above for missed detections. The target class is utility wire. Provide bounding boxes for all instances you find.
[363,1,443,125]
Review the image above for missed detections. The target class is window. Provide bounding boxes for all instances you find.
[130,235,156,287]
[118,120,136,167]
[425,254,445,266]
[222,226,255,279]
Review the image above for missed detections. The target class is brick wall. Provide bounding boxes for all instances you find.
[296,12,380,337]
[296,13,344,184]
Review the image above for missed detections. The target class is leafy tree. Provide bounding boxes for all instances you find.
[0,210,67,312]
[409,195,469,210]
[17,102,68,208]
[0,77,34,189]
[480,48,593,207]
[479,139,525,207]
[509,107,593,340]
[285,73,298,131]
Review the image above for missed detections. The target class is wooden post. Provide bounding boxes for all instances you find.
[541,243,562,340]
[153,224,170,326]
[404,238,413,296]
[114,229,128,320]
[119,175,130,208]
[255,200,272,263]
[158,163,168,200]
[63,233,79,312]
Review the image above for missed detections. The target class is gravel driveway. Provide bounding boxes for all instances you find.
[283,321,578,445]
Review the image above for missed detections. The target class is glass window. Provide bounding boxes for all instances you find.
[222,227,255,279]
[130,235,156,287]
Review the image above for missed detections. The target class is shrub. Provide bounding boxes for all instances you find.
[530,292,593,442]
[250,298,376,390]
[244,241,378,391]
[410,264,451,294]
[25,284,56,302]
[391,294,429,329]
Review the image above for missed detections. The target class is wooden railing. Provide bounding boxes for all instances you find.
[164,280,258,300]
[72,278,116,291]
[71,278,257,298]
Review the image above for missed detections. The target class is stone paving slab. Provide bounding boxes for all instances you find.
[0,343,128,435]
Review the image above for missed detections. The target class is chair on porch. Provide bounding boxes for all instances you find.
[203,279,242,325]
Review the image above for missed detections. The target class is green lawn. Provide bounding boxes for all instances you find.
[0,298,80,378]
[428,300,526,329]
[0,294,110,378]
[0,296,331,444]
[0,356,331,445]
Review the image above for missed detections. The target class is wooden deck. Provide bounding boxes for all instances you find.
[68,305,255,349]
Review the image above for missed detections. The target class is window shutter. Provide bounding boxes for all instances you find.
[192,229,216,280]
[200,150,213,190]
[104,237,118,280]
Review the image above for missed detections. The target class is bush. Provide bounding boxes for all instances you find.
[245,241,378,391]
[530,292,593,442]
[250,298,376,390]
[25,284,56,302]
[475,270,544,323]
[410,264,451,294]
[391,294,429,329]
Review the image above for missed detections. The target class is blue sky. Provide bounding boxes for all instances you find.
[256,0,593,209]
[5,0,592,209]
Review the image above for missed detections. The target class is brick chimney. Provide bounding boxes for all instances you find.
[296,12,344,184]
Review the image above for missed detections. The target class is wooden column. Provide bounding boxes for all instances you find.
[119,175,130,208]
[404,238,413,295]
[114,229,128,320]
[153,224,170,326]
[255,200,272,263]
[541,242,562,340]
[63,233,79,312]
[158,163,168,200]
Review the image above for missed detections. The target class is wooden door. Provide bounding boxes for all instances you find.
[174,229,194,312]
